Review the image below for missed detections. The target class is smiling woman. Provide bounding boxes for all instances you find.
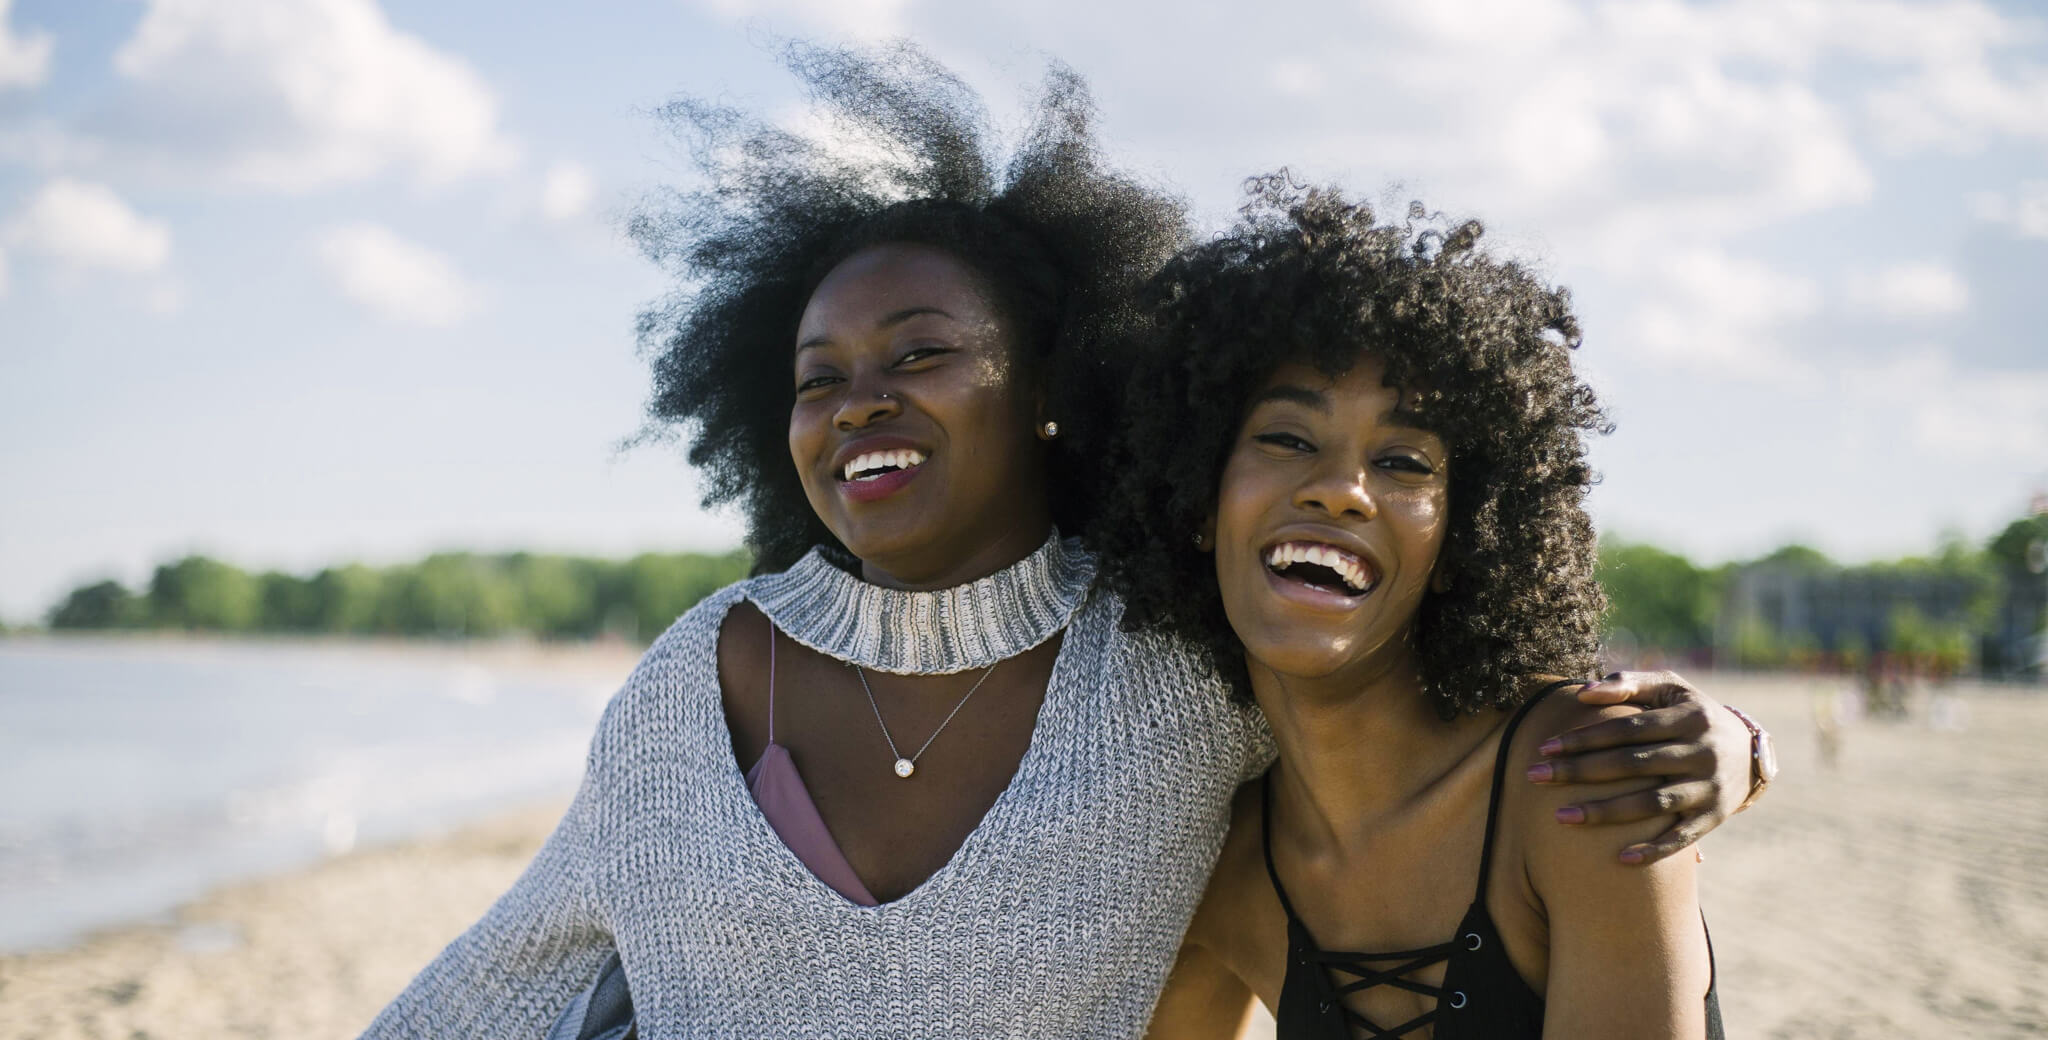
[1212,359,1452,679]
[789,242,1056,586]
[1100,180,1725,1039]
[1099,177,1610,719]
[360,41,1271,1038]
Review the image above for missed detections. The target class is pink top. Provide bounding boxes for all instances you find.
[744,621,880,906]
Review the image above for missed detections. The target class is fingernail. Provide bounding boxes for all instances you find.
[1526,763,1554,783]
[1619,848,1645,864]
[1581,679,1605,691]
[1554,805,1584,824]
[1538,738,1564,756]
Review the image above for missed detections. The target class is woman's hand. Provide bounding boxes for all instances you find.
[1526,670,1760,865]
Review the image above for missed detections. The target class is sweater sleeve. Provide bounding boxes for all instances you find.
[358,741,613,1039]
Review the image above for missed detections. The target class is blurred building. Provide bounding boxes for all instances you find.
[1714,520,2047,679]
[1986,576,2048,677]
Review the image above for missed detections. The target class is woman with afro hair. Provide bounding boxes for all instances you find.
[362,46,1759,1039]
[1106,179,1730,1038]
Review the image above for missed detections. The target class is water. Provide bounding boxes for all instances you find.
[0,638,619,952]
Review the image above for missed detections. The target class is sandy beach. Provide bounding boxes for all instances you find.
[3,673,2044,1038]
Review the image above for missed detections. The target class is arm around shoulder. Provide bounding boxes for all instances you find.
[1517,698,1715,1040]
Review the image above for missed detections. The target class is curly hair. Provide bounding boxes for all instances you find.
[1094,176,1611,718]
[630,41,1188,573]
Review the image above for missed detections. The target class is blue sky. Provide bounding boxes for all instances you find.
[1,0,2044,623]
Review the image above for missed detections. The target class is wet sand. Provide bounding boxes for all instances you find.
[0,801,565,1040]
[3,674,2044,1038]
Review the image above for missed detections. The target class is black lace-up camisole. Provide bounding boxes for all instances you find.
[1264,680,1725,1039]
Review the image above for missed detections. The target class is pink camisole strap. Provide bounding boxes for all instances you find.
[744,617,880,906]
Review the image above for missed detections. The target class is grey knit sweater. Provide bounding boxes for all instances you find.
[362,539,1271,1038]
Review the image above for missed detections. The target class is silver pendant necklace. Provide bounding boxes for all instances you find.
[849,660,1001,779]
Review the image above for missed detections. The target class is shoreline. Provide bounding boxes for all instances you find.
[0,635,636,957]
[0,799,569,1040]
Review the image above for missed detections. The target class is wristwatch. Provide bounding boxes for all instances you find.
[1724,705,1777,813]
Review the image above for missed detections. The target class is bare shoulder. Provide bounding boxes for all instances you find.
[715,599,771,756]
[1506,681,1673,876]
[716,599,770,677]
[1506,683,1714,1036]
[1505,678,1635,773]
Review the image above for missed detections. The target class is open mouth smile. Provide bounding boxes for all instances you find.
[1263,540,1379,599]
[834,443,930,503]
[842,448,927,483]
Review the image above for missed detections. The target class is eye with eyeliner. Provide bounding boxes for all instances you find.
[795,371,842,395]
[894,344,950,367]
[1376,454,1436,475]
[1252,431,1315,453]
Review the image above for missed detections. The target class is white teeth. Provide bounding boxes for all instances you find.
[843,449,928,481]
[1265,540,1374,593]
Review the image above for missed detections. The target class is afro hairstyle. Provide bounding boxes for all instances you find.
[631,41,1189,573]
[1094,175,1611,718]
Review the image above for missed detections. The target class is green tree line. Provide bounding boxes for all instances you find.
[1598,511,2048,673]
[44,550,752,644]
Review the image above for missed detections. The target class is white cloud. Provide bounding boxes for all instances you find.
[1270,59,1323,97]
[143,281,186,315]
[1856,0,2048,155]
[1595,0,2048,157]
[110,0,516,190]
[1080,0,2047,268]
[1246,0,1885,269]
[0,120,108,172]
[0,244,10,297]
[1843,347,2048,460]
[314,223,480,327]
[1628,247,1821,382]
[4,178,172,274]
[540,161,597,221]
[1971,181,2048,239]
[1846,263,1970,317]
[692,0,912,38]
[0,0,51,89]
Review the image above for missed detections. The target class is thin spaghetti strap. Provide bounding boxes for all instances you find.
[1259,772,1303,923]
[1475,678,1587,899]
[765,615,778,745]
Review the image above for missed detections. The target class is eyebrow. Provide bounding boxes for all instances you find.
[796,306,957,354]
[1251,381,1437,436]
[1247,384,1329,413]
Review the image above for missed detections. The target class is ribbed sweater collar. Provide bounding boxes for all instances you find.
[745,530,1094,675]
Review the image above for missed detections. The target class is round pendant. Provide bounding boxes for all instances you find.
[893,758,916,779]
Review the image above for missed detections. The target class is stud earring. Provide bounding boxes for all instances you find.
[1041,421,1060,439]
